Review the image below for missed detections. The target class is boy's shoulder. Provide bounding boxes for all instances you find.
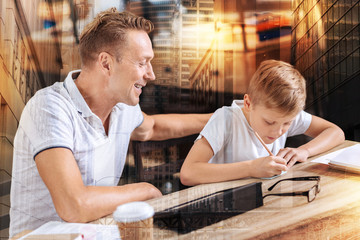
[215,100,244,111]
[231,99,244,108]
[212,100,246,122]
[217,100,244,114]
[214,105,239,115]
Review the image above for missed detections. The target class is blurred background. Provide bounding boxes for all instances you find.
[0,0,359,238]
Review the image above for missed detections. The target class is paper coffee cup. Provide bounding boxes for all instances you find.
[113,201,154,240]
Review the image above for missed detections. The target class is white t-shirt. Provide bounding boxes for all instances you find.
[10,70,144,237]
[199,100,312,164]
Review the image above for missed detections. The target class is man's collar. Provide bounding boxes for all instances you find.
[63,70,94,118]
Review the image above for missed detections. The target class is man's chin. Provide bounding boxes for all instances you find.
[128,98,140,106]
[118,98,139,106]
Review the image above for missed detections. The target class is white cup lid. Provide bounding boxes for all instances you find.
[113,201,154,223]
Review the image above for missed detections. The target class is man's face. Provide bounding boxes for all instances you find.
[110,30,155,106]
[245,98,297,144]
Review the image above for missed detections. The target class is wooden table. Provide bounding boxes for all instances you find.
[17,141,360,239]
[96,140,360,239]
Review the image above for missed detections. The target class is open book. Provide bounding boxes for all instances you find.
[18,221,119,240]
[312,144,360,173]
[327,144,360,173]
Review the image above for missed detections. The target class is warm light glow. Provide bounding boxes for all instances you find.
[37,1,71,21]
[181,23,215,51]
[215,20,223,32]
[198,23,216,49]
[314,4,325,50]
[232,25,242,35]
[299,9,304,19]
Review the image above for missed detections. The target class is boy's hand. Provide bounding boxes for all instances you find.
[250,156,288,178]
[277,148,310,168]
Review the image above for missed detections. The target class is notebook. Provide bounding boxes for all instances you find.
[327,144,360,173]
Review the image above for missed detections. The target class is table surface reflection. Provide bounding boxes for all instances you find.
[94,140,360,239]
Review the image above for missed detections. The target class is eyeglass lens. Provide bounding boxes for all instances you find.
[308,184,321,202]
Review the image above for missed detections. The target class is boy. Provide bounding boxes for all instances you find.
[180,60,344,186]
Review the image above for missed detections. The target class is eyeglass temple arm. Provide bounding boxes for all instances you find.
[267,176,320,191]
[263,191,308,199]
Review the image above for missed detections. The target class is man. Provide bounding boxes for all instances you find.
[9,8,211,237]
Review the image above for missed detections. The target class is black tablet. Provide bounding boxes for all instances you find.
[154,182,263,234]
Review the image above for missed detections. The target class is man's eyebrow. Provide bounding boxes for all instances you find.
[141,56,154,61]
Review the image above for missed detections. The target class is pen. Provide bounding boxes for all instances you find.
[254,131,274,156]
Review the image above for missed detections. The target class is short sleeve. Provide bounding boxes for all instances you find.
[198,107,232,155]
[20,92,75,158]
[115,103,144,132]
[133,104,144,128]
[287,110,312,137]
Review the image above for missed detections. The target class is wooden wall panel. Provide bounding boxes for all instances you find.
[0,0,63,236]
[0,59,24,121]
[0,19,4,57]
[3,40,14,77]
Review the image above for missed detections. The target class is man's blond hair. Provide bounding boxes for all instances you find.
[79,8,154,66]
[247,60,306,115]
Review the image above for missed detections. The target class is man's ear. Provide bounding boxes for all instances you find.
[98,52,113,75]
[243,94,252,112]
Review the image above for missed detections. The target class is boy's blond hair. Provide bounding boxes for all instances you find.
[247,60,306,115]
[79,8,154,66]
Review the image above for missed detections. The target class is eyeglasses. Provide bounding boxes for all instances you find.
[263,176,321,202]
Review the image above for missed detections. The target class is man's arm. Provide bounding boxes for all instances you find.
[35,148,162,223]
[131,112,212,141]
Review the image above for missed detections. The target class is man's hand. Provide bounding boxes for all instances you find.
[277,147,310,168]
[249,156,288,178]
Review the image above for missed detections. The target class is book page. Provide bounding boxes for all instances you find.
[311,147,349,164]
[18,221,120,240]
[311,144,360,168]
[329,144,360,168]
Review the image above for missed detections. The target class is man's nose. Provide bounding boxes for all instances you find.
[144,63,156,81]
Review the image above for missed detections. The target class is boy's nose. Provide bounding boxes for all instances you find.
[271,126,283,137]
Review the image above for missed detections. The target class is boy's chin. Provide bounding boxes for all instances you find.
[264,138,276,144]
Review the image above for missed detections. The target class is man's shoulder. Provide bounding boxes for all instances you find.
[22,82,75,123]
[114,103,141,113]
[28,82,70,106]
[113,103,142,120]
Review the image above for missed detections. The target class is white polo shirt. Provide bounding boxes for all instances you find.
[10,70,144,237]
[199,100,312,164]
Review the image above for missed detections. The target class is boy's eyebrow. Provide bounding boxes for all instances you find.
[263,117,294,124]
[263,117,275,123]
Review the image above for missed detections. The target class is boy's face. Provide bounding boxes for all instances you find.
[243,95,298,144]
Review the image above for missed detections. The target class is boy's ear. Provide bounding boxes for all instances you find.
[243,94,251,111]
